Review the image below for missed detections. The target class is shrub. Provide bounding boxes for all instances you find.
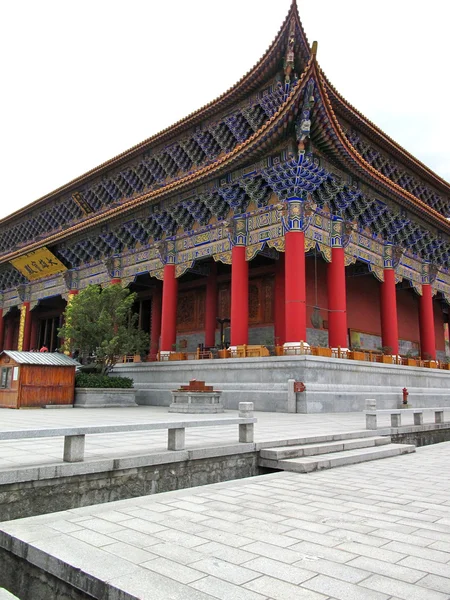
[75,373,134,389]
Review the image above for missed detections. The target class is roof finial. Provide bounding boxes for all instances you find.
[284,16,296,83]
[312,41,318,57]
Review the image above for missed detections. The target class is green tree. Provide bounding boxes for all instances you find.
[59,284,148,375]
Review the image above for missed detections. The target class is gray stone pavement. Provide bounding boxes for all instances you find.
[0,406,440,473]
[1,441,450,599]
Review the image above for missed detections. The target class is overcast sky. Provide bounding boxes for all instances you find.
[1,0,449,222]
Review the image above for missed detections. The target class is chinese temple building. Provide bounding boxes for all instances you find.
[1,0,449,366]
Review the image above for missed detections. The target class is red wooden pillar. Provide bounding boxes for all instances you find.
[230,246,248,345]
[30,318,39,351]
[274,254,286,345]
[419,284,436,359]
[149,284,162,360]
[160,265,178,352]
[0,308,4,352]
[380,269,399,355]
[327,247,348,348]
[205,262,217,347]
[4,315,14,350]
[285,230,306,343]
[21,302,32,351]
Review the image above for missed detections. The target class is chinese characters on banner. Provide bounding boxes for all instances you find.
[10,248,67,281]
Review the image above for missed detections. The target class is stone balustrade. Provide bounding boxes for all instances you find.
[365,399,448,430]
[0,402,256,463]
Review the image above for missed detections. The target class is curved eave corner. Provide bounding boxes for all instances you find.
[0,0,311,228]
[0,55,316,266]
[322,72,450,195]
[308,59,450,233]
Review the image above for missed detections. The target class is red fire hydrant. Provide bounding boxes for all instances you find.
[402,387,409,405]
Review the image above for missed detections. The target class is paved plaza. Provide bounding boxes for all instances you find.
[0,406,414,473]
[1,440,450,599]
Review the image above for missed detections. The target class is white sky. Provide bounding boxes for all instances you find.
[1,0,449,222]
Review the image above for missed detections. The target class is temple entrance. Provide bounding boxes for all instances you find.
[3,307,20,350]
[32,296,67,352]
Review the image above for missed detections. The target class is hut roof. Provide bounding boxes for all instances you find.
[0,351,80,367]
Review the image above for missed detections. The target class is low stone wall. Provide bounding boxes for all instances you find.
[0,451,259,522]
[0,550,92,600]
[74,388,138,408]
[112,355,450,413]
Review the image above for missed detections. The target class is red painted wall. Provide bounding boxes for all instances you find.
[305,257,328,326]
[397,288,420,347]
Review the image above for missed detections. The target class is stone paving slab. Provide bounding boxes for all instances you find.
[1,441,450,599]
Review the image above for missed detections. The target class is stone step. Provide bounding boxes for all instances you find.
[259,443,416,473]
[260,436,390,461]
[256,429,391,452]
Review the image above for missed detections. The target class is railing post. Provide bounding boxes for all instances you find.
[391,412,401,427]
[413,411,423,425]
[168,427,185,450]
[435,410,444,424]
[239,402,254,443]
[365,399,377,430]
[63,435,85,462]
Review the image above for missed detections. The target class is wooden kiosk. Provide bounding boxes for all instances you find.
[0,351,79,409]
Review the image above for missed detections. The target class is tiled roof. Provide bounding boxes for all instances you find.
[1,351,79,366]
[0,0,310,227]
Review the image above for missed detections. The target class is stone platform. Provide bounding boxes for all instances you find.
[169,380,224,414]
[112,355,450,413]
[1,441,450,600]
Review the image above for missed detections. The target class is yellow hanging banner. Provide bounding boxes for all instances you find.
[10,248,67,281]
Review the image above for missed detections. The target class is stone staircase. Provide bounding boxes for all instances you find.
[258,431,415,473]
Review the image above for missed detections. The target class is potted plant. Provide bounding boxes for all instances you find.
[403,351,418,367]
[169,343,187,361]
[274,337,284,356]
[218,347,230,359]
[377,346,393,364]
[263,334,276,356]
[311,342,332,358]
[441,356,450,370]
[348,343,365,361]
[423,352,437,368]
[59,284,148,407]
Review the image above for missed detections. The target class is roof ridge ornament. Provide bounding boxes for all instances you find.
[283,16,297,99]
[296,79,316,152]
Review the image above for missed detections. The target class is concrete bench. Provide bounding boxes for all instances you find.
[0,402,256,463]
[365,403,448,430]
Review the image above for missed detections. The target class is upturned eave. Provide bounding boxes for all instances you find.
[310,61,450,234]
[0,54,315,265]
[1,1,310,227]
[323,72,450,196]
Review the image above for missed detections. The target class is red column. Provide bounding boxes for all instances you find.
[160,265,178,352]
[30,318,39,351]
[205,262,217,347]
[230,246,248,345]
[274,254,286,345]
[0,309,4,352]
[419,283,436,360]
[22,302,32,351]
[149,284,162,360]
[327,247,348,348]
[4,316,14,350]
[380,269,399,355]
[285,231,306,343]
